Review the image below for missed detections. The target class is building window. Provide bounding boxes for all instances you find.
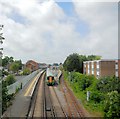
[115,64,118,69]
[92,70,94,74]
[116,71,118,77]
[96,61,99,69]
[97,64,99,69]
[97,71,99,76]
[92,62,94,75]
[96,75,99,79]
[97,68,99,72]
[88,62,90,74]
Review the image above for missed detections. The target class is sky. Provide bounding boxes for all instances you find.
[0,0,118,64]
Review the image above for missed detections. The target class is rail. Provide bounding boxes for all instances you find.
[53,86,67,118]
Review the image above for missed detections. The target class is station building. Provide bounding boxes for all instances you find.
[83,59,120,78]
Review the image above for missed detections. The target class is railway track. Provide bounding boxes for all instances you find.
[52,86,67,118]
[26,71,85,118]
[64,80,84,117]
[44,81,57,118]
[60,75,85,118]
[26,71,66,118]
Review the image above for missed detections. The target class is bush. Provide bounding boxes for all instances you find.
[2,81,8,113]
[5,74,16,85]
[63,71,120,116]
[104,91,120,118]
[23,68,30,75]
[97,76,120,93]
[90,91,105,103]
[2,70,9,76]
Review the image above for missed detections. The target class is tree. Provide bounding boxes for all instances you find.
[2,56,14,67]
[2,56,10,67]
[14,60,22,70]
[9,62,19,73]
[79,55,88,73]
[63,53,81,72]
[87,55,101,61]
[0,24,5,44]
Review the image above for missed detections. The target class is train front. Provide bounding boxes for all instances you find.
[46,68,55,86]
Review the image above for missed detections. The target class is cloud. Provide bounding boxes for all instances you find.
[73,2,118,59]
[0,0,118,64]
[0,0,66,63]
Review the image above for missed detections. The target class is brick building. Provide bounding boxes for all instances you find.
[83,59,120,78]
[26,60,39,72]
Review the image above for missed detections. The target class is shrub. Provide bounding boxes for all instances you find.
[90,91,105,103]
[23,68,30,75]
[78,77,94,91]
[3,70,9,76]
[5,74,16,85]
[97,76,120,93]
[104,91,120,118]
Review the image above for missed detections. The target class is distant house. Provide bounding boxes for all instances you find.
[26,60,39,72]
[39,63,47,69]
[83,59,120,78]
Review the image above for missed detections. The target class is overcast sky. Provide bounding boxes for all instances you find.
[0,0,118,64]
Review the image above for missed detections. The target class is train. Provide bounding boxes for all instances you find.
[46,68,55,86]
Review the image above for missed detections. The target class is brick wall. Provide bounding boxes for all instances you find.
[100,61,115,77]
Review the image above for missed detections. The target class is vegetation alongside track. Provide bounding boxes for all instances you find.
[63,53,120,118]
[63,71,120,117]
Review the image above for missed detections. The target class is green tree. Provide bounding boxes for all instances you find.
[14,60,22,70]
[87,55,101,61]
[0,25,5,44]
[2,56,14,67]
[63,53,81,72]
[10,62,19,73]
[5,74,16,85]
